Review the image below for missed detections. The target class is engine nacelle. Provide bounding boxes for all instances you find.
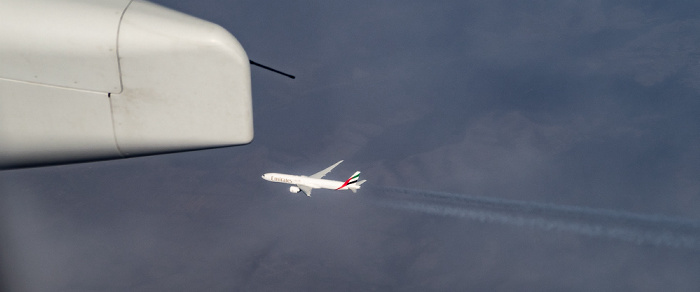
[289,186,301,193]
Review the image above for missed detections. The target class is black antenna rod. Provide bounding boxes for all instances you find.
[249,60,295,79]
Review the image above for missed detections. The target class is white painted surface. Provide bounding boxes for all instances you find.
[0,0,253,169]
[0,80,122,167]
[112,0,253,156]
[0,0,130,92]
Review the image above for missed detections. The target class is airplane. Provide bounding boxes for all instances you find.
[261,160,366,196]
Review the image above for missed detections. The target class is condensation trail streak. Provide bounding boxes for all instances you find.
[369,186,700,249]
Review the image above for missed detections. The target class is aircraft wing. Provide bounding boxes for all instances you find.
[309,160,343,179]
[0,0,253,169]
[298,185,313,197]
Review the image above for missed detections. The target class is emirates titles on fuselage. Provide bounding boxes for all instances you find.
[261,160,365,197]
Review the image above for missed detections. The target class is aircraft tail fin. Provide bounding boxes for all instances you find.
[337,171,362,191]
[346,171,361,185]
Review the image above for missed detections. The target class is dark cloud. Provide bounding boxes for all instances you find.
[3,0,700,291]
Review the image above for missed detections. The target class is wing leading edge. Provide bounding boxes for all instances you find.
[298,160,343,196]
[309,160,343,179]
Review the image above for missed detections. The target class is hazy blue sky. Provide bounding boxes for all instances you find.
[3,0,700,291]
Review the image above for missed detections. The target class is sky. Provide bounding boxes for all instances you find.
[2,0,700,291]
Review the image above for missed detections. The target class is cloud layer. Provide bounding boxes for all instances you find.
[2,0,700,291]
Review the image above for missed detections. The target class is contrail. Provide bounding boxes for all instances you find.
[365,186,700,249]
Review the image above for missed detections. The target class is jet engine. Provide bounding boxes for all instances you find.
[289,186,301,193]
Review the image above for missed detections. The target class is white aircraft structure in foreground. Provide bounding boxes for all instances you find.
[262,160,366,196]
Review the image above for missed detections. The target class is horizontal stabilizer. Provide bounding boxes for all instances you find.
[350,180,366,193]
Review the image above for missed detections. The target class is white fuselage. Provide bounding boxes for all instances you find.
[261,173,355,191]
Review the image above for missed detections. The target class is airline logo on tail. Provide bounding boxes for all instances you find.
[261,160,366,196]
[336,171,362,191]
